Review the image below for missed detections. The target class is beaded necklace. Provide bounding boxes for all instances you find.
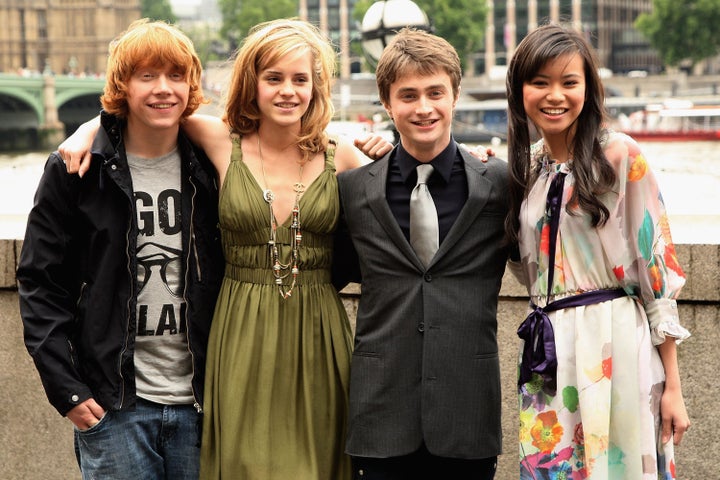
[257,135,304,299]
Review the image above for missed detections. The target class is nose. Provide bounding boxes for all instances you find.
[279,79,294,96]
[154,75,172,94]
[546,84,564,102]
[416,96,433,115]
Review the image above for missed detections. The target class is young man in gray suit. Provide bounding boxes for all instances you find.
[334,28,510,479]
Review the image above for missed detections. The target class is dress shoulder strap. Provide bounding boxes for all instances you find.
[230,134,244,164]
[324,135,338,171]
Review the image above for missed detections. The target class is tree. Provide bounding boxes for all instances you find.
[218,0,297,51]
[415,0,487,71]
[351,0,487,72]
[141,0,177,23]
[183,23,226,66]
[635,0,720,69]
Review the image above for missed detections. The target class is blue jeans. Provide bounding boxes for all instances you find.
[73,398,201,480]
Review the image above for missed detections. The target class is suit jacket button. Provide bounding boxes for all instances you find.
[418,322,425,332]
[423,273,432,282]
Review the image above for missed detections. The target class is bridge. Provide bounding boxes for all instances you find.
[0,73,104,151]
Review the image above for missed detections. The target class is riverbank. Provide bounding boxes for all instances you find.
[3,141,718,243]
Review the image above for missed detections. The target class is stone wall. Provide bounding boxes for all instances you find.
[1,240,718,479]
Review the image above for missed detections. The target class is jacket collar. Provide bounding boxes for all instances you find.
[363,142,493,269]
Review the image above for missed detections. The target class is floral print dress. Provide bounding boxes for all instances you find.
[511,129,690,479]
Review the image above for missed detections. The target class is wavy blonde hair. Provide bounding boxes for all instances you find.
[101,18,206,119]
[223,18,336,162]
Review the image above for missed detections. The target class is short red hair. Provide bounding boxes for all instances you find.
[101,18,206,119]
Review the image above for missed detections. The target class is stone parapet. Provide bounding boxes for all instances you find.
[1,240,718,479]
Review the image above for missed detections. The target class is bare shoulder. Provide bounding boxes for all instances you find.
[333,137,363,173]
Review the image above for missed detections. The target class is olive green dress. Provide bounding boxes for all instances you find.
[200,138,352,479]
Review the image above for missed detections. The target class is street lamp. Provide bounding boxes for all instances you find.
[360,0,431,67]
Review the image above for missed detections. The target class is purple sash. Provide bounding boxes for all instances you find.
[516,171,627,394]
[517,288,627,393]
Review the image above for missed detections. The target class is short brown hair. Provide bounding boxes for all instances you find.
[375,28,462,106]
[101,18,206,119]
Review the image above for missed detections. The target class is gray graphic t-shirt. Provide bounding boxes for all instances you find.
[127,148,193,405]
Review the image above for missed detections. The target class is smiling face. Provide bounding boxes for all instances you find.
[256,50,314,131]
[522,53,587,160]
[383,69,459,162]
[125,63,190,135]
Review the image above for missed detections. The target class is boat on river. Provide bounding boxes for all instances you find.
[615,99,720,141]
[453,99,508,143]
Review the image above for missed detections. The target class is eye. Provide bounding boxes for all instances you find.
[170,72,184,81]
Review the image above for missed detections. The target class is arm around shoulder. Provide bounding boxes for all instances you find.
[181,114,233,181]
[59,115,100,176]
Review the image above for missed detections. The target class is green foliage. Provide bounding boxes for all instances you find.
[416,0,487,64]
[352,0,376,24]
[635,0,720,68]
[183,23,225,65]
[218,0,298,50]
[141,0,177,23]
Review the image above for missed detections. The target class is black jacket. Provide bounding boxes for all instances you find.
[17,112,224,416]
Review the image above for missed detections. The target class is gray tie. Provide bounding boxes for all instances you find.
[410,163,439,266]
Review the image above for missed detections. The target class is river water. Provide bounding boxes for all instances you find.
[1,140,718,243]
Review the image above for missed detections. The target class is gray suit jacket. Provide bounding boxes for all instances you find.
[335,144,510,459]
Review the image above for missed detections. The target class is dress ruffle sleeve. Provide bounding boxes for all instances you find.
[600,131,690,345]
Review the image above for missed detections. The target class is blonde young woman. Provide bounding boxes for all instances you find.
[187,19,382,479]
[60,18,392,480]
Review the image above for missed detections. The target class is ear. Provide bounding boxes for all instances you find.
[383,102,393,121]
[450,86,461,111]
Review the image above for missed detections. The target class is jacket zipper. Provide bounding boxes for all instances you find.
[186,175,203,413]
[118,215,134,410]
[68,281,88,369]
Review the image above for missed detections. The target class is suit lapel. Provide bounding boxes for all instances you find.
[362,148,496,269]
[432,149,494,261]
[364,156,422,267]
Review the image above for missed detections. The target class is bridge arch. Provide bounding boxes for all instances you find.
[0,89,43,125]
[0,74,105,150]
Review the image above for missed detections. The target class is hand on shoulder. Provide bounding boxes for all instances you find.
[59,117,100,177]
[460,143,495,162]
[335,133,394,173]
[353,133,394,162]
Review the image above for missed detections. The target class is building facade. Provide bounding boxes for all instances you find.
[0,0,140,76]
[488,0,720,76]
[299,0,664,77]
[301,0,356,79]
[483,0,661,74]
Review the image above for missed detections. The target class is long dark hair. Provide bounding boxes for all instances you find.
[505,23,616,244]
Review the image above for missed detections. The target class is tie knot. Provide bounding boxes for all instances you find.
[416,164,434,185]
